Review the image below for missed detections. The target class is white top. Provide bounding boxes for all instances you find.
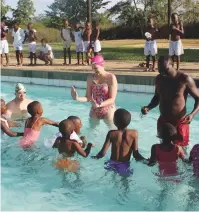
[73,30,83,44]
[40,44,53,58]
[12,28,25,45]
[61,27,72,41]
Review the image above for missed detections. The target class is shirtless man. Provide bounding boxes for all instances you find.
[6,83,33,121]
[141,56,199,147]
[92,109,145,176]
[0,21,9,66]
[90,22,101,56]
[169,13,184,71]
[25,23,37,66]
[144,17,159,72]
[83,22,92,65]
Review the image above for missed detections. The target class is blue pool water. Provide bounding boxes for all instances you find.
[1,82,199,211]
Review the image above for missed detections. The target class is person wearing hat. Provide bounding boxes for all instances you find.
[6,83,33,120]
[71,55,118,127]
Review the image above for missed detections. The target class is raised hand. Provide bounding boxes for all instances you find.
[71,86,78,100]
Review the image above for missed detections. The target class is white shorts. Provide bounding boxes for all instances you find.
[13,42,23,51]
[76,42,84,53]
[144,40,157,56]
[0,40,9,54]
[92,40,101,53]
[63,40,72,49]
[169,40,184,56]
[28,42,36,53]
[83,41,90,52]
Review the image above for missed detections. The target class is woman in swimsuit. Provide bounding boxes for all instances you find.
[71,55,118,127]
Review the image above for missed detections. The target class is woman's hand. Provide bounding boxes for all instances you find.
[90,97,100,108]
[71,86,78,100]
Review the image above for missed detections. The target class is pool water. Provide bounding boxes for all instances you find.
[1,82,199,211]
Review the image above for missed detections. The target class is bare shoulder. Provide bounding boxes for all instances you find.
[6,99,15,108]
[107,73,117,85]
[25,98,33,104]
[127,129,138,137]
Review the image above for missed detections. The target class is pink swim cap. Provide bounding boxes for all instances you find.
[91,55,104,67]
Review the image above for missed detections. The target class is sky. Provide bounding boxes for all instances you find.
[5,0,120,17]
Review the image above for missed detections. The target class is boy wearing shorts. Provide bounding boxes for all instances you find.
[25,23,37,66]
[61,19,72,65]
[12,22,25,66]
[0,21,9,66]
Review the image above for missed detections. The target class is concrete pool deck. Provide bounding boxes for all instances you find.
[1,58,199,93]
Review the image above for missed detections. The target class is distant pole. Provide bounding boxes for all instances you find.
[87,0,92,23]
[168,0,171,27]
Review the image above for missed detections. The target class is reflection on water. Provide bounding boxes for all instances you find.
[1,82,199,211]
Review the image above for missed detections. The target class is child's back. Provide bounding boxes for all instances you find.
[108,129,139,162]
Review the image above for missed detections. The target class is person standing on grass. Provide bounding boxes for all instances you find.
[61,19,73,65]
[144,17,159,72]
[12,22,26,67]
[0,21,9,66]
[73,23,85,65]
[141,56,199,149]
[38,38,54,66]
[25,23,37,66]
[89,22,101,57]
[169,13,184,71]
[83,22,92,65]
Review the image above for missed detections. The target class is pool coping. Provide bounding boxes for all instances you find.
[1,69,199,93]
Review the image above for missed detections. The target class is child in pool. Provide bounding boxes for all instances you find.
[92,108,145,176]
[20,101,59,148]
[188,144,199,177]
[148,123,185,176]
[52,116,86,148]
[1,99,24,137]
[53,119,93,171]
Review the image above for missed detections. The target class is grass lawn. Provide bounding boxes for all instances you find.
[9,39,199,62]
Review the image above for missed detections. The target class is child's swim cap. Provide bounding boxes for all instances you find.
[91,55,104,67]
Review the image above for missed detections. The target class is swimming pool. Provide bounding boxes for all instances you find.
[1,82,199,211]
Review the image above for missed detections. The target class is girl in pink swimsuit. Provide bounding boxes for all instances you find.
[20,101,59,148]
[71,55,118,124]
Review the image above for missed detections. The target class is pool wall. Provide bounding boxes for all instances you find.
[1,69,199,93]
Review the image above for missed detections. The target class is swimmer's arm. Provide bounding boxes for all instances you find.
[148,145,157,166]
[147,84,159,110]
[92,131,111,159]
[75,76,92,102]
[100,75,118,107]
[178,146,185,160]
[186,76,199,118]
[41,118,59,127]
[73,142,93,157]
[132,131,146,161]
[1,121,23,137]
[52,137,60,149]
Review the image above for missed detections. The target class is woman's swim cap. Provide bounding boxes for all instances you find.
[15,83,26,93]
[91,55,104,67]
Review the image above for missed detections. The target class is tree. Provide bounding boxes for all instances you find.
[45,0,110,28]
[1,0,12,20]
[12,0,35,24]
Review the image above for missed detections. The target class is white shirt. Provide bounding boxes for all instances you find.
[40,44,53,57]
[61,27,72,41]
[12,28,25,45]
[73,30,83,44]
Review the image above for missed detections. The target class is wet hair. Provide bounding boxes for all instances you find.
[159,123,177,142]
[158,56,173,67]
[114,109,131,129]
[27,101,41,116]
[41,38,48,43]
[59,119,75,136]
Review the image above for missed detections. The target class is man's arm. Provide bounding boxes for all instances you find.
[148,144,157,166]
[73,142,93,157]
[60,28,65,41]
[92,131,111,159]
[183,76,199,123]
